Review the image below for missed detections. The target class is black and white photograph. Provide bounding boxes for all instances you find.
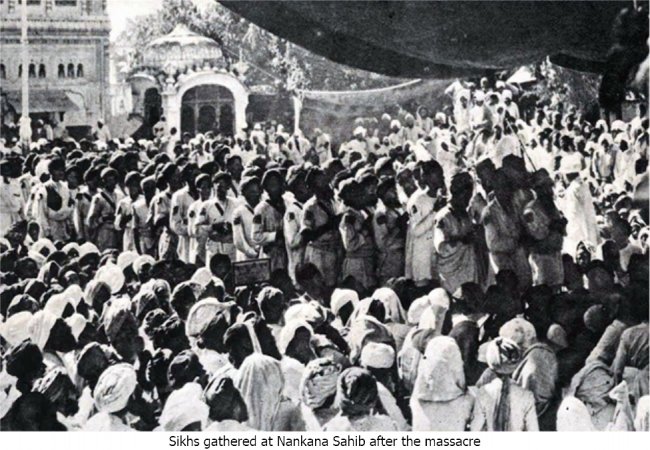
[0,0,649,436]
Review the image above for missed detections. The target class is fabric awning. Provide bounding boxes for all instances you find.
[221,1,636,78]
[4,90,79,114]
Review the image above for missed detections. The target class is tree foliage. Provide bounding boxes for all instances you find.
[114,0,403,92]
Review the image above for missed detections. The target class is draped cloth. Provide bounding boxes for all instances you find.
[556,397,596,431]
[236,354,284,431]
[221,2,622,78]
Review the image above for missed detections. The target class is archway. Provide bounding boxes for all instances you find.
[181,85,234,135]
[144,88,162,131]
[163,71,249,137]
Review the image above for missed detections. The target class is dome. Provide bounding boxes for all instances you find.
[142,24,225,70]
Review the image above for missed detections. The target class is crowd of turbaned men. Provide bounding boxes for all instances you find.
[0,76,648,431]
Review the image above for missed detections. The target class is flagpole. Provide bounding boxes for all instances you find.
[19,0,32,151]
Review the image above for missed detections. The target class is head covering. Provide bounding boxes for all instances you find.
[28,310,58,350]
[236,353,284,431]
[102,299,137,343]
[568,360,615,415]
[413,336,466,402]
[360,342,395,369]
[116,251,138,272]
[33,367,76,408]
[93,363,137,413]
[158,382,209,431]
[546,323,569,350]
[65,313,87,340]
[418,289,450,333]
[556,397,596,431]
[203,376,248,423]
[330,289,359,317]
[407,296,430,326]
[5,340,44,381]
[278,320,313,355]
[77,242,100,260]
[335,367,378,417]
[371,288,405,323]
[486,337,521,375]
[185,298,233,341]
[132,254,155,277]
[94,263,125,294]
[498,318,537,351]
[300,357,342,409]
[167,350,204,389]
[0,312,34,347]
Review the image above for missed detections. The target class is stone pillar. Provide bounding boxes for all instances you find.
[162,82,180,134]
[234,91,249,134]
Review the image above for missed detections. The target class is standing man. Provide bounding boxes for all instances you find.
[87,168,121,251]
[74,167,99,243]
[373,178,407,283]
[300,167,343,290]
[252,170,287,273]
[195,171,238,266]
[232,176,262,262]
[338,178,377,292]
[481,170,531,290]
[405,160,445,285]
[34,158,73,241]
[170,164,200,262]
[434,172,481,294]
[284,166,310,284]
[115,172,143,253]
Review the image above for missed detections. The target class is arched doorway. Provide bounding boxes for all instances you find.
[144,88,162,132]
[181,85,234,135]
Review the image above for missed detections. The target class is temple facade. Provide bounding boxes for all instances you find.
[128,24,250,138]
[0,0,110,136]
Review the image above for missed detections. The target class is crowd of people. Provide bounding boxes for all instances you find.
[0,76,648,432]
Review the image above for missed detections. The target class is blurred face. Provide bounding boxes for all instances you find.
[168,170,183,191]
[380,184,400,208]
[198,180,211,201]
[243,183,261,207]
[215,179,230,199]
[264,176,285,201]
[227,158,243,181]
[103,174,117,191]
[397,171,417,197]
[66,171,79,189]
[127,182,141,200]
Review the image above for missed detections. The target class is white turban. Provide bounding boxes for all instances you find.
[185,299,234,340]
[65,313,87,340]
[95,263,125,294]
[159,382,209,431]
[407,296,431,326]
[360,342,395,369]
[0,311,34,347]
[78,242,100,259]
[116,251,138,272]
[29,310,58,350]
[93,363,137,413]
[330,288,359,317]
